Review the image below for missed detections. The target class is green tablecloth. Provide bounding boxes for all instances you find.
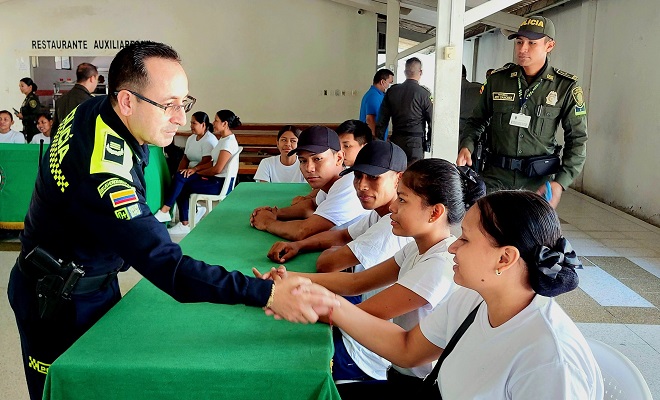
[0,144,169,229]
[43,182,339,400]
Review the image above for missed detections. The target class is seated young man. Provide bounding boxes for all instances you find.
[0,110,26,143]
[250,126,368,241]
[267,140,411,274]
[290,119,373,206]
[337,119,372,167]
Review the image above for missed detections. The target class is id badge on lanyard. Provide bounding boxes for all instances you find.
[509,78,541,129]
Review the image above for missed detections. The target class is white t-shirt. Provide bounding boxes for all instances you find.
[0,130,26,143]
[420,287,604,400]
[390,238,457,378]
[253,155,306,183]
[30,133,51,144]
[340,211,414,380]
[210,134,240,177]
[184,131,217,168]
[314,172,369,229]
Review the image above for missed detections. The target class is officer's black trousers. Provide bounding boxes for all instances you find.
[7,262,121,400]
[390,135,424,165]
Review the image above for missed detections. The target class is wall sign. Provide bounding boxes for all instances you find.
[31,40,140,50]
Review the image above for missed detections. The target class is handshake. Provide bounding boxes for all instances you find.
[252,265,338,324]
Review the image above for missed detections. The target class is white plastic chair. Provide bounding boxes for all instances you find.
[586,338,653,400]
[188,147,243,229]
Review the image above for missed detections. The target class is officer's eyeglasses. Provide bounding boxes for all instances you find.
[114,90,196,116]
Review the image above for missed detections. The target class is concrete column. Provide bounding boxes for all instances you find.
[430,0,465,161]
[386,0,400,75]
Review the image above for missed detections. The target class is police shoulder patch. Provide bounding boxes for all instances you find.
[90,115,133,181]
[115,203,142,221]
[554,68,578,81]
[29,99,38,108]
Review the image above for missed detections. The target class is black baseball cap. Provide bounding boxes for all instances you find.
[340,140,407,177]
[288,125,340,156]
[507,16,555,41]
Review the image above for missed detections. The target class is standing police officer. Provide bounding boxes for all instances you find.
[457,16,588,208]
[376,57,433,165]
[7,41,339,400]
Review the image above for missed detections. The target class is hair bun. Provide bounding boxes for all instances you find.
[530,237,582,297]
[456,166,486,209]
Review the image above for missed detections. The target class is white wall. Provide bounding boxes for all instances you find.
[467,0,660,225]
[0,0,376,127]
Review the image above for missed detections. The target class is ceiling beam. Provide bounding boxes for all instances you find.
[472,10,524,31]
[464,0,525,26]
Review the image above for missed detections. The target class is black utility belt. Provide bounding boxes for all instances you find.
[19,249,118,296]
[488,153,561,178]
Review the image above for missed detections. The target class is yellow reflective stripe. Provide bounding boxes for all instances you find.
[90,115,133,181]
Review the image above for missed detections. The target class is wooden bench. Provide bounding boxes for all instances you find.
[175,123,340,181]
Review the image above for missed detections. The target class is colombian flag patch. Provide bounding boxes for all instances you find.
[109,188,138,208]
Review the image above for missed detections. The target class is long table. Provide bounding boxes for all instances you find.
[43,182,340,400]
[0,144,169,229]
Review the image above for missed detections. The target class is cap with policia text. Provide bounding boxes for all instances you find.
[288,125,340,156]
[507,16,555,41]
[340,140,407,177]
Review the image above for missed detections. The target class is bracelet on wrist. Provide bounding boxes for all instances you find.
[265,283,276,309]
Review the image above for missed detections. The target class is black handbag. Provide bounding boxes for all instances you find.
[416,302,483,399]
[524,154,561,177]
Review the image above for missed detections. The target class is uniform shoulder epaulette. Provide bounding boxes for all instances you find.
[554,68,578,81]
[491,63,516,76]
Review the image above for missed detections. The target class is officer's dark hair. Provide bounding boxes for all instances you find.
[404,57,422,78]
[20,77,37,92]
[0,109,13,121]
[336,119,373,145]
[36,112,53,122]
[191,111,212,133]
[475,190,578,297]
[108,41,181,106]
[216,110,242,129]
[402,159,485,225]
[277,125,301,140]
[372,69,394,84]
[76,63,98,83]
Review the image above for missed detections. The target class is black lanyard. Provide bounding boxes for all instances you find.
[517,78,542,112]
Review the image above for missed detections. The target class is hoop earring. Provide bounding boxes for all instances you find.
[495,269,502,276]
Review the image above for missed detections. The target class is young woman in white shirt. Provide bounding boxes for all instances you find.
[256,159,485,383]
[156,110,241,235]
[316,190,604,399]
[253,125,306,183]
[30,113,53,144]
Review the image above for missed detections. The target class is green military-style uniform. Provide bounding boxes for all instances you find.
[20,91,42,143]
[460,61,588,191]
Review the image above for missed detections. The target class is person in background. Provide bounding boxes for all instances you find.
[459,64,482,143]
[250,126,368,241]
[458,16,588,208]
[313,190,603,399]
[376,58,432,164]
[256,159,485,384]
[30,113,53,144]
[359,69,394,138]
[154,111,218,226]
[337,119,372,167]
[163,110,241,235]
[0,110,26,143]
[254,125,306,183]
[17,77,42,143]
[486,68,495,80]
[52,63,99,137]
[7,41,339,400]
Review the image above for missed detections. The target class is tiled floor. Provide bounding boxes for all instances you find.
[1,189,658,399]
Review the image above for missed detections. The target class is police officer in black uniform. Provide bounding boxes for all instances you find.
[18,77,42,143]
[7,41,339,400]
[376,57,433,165]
